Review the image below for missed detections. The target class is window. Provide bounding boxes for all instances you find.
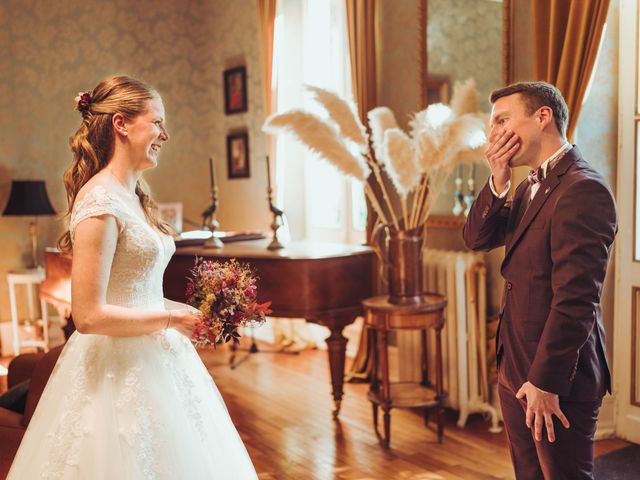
[272,0,366,244]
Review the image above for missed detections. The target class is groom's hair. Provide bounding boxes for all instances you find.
[490,82,569,138]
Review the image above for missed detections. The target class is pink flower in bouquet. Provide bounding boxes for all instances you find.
[186,257,272,347]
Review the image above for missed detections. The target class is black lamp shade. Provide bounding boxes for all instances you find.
[2,180,56,216]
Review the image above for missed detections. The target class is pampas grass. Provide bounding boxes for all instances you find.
[368,107,399,164]
[263,110,369,181]
[430,113,488,171]
[450,78,479,116]
[305,85,368,152]
[415,130,439,170]
[410,104,454,150]
[262,80,487,232]
[382,128,420,196]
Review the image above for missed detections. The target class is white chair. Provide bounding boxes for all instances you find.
[7,268,47,355]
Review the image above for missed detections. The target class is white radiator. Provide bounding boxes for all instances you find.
[396,249,501,432]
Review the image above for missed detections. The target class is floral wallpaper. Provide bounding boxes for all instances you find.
[0,0,270,323]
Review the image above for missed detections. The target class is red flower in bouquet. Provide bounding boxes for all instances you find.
[186,257,272,347]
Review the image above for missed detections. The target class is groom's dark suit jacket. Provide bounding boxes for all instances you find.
[463,146,617,401]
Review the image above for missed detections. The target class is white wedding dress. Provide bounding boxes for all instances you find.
[8,185,258,480]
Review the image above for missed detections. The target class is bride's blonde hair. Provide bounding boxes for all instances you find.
[58,75,171,252]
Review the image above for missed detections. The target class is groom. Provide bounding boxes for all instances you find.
[463,82,617,479]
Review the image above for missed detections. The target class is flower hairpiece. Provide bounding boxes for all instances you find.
[74,91,92,114]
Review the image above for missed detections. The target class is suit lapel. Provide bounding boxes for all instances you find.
[503,146,580,263]
[513,183,532,229]
[504,181,531,248]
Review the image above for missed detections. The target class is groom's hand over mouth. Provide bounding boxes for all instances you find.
[485,129,519,195]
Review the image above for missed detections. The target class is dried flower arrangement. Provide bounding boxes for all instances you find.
[262,79,487,233]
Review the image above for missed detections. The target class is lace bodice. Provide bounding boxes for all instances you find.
[69,185,176,310]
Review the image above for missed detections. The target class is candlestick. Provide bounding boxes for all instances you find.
[202,157,223,249]
[265,155,284,250]
[209,157,216,190]
[266,155,272,192]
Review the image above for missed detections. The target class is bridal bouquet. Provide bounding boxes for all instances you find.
[262,79,487,234]
[186,257,272,347]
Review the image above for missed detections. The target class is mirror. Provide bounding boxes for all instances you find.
[423,0,512,224]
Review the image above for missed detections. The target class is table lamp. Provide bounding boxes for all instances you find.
[2,180,56,269]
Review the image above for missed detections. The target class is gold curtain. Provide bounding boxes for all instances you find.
[345,0,379,381]
[532,0,610,141]
[258,0,277,121]
[346,0,378,125]
[346,0,378,242]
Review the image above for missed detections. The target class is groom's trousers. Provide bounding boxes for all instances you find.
[498,361,602,480]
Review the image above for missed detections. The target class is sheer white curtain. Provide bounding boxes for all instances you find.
[272,0,366,244]
[260,0,365,352]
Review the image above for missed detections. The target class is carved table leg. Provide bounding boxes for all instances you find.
[325,321,349,419]
[383,410,391,449]
[378,327,391,448]
[370,327,379,431]
[372,403,378,431]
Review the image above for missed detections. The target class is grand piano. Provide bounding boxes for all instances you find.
[164,239,375,417]
[39,240,375,417]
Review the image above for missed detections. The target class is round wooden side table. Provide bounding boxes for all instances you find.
[363,293,447,448]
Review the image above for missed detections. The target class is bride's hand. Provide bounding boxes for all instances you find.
[168,308,202,338]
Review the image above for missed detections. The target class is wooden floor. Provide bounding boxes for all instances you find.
[0,337,629,480]
[198,340,629,480]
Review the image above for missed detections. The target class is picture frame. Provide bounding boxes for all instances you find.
[226,132,250,179]
[156,202,183,233]
[223,66,248,114]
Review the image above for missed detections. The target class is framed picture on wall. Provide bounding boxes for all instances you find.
[223,66,248,114]
[226,131,250,179]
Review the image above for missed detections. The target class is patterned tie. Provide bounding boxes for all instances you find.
[516,183,533,225]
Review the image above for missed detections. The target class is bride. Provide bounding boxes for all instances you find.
[8,76,258,479]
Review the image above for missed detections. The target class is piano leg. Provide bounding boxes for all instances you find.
[324,316,356,419]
